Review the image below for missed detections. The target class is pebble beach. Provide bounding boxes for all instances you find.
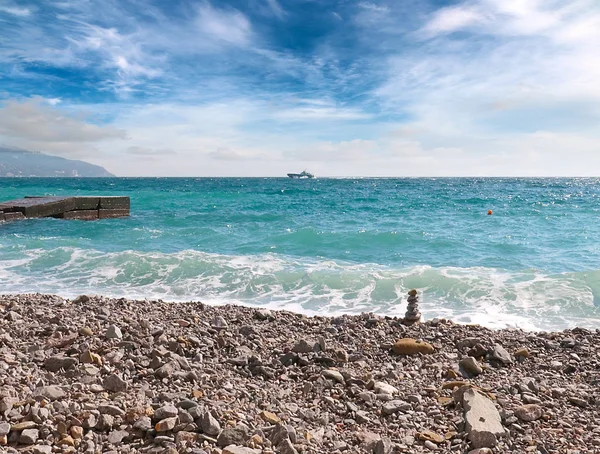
[1,293,598,454]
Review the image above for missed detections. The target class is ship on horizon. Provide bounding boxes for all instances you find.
[287,170,314,179]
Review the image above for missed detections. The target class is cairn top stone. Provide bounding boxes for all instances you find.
[408,289,418,297]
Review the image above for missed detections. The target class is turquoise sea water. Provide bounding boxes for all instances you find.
[2,177,600,331]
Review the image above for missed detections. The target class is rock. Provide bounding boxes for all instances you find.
[217,425,249,447]
[70,426,83,439]
[417,430,445,444]
[32,385,66,401]
[107,430,128,444]
[79,326,94,336]
[105,325,122,339]
[459,356,483,377]
[514,347,529,358]
[103,374,127,392]
[155,417,178,432]
[382,400,411,415]
[223,447,261,454]
[11,421,37,431]
[260,410,281,424]
[374,437,392,454]
[392,338,434,355]
[489,344,512,365]
[322,369,345,384]
[463,388,504,448]
[154,404,178,420]
[292,339,317,353]
[211,316,228,329]
[515,404,543,422]
[44,355,78,372]
[424,440,437,450]
[278,437,299,454]
[20,428,39,444]
[98,404,125,416]
[254,309,273,320]
[133,416,152,431]
[200,411,221,436]
[32,446,52,454]
[373,381,398,395]
[468,449,493,454]
[0,422,9,435]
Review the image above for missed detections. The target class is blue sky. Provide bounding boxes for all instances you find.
[1,0,599,176]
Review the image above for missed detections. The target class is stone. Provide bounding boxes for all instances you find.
[217,425,249,447]
[105,325,122,339]
[463,388,504,448]
[99,208,129,219]
[211,316,228,329]
[260,410,281,424]
[33,385,66,401]
[373,381,398,395]
[278,437,299,454]
[11,421,37,431]
[70,426,84,439]
[107,430,129,444]
[322,369,345,384]
[392,338,434,355]
[459,356,483,377]
[489,344,512,365]
[417,430,445,444]
[200,411,221,436]
[44,355,78,372]
[0,422,10,435]
[80,350,102,365]
[155,404,178,420]
[468,449,493,454]
[223,446,261,454]
[99,196,130,209]
[382,400,411,415]
[32,446,52,454]
[57,435,74,446]
[155,417,178,432]
[98,404,125,416]
[20,428,39,444]
[103,374,127,392]
[133,416,153,431]
[374,437,392,454]
[515,404,543,422]
[514,348,529,358]
[292,339,317,353]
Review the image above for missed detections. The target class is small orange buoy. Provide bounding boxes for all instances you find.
[487,209,493,215]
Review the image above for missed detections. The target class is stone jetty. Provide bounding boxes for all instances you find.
[404,289,422,325]
[0,293,598,453]
[0,196,129,222]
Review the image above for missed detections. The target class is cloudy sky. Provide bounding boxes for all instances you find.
[1,0,599,176]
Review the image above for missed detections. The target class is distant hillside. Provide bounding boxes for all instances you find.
[0,148,114,177]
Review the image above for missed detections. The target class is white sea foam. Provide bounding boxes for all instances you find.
[1,247,599,331]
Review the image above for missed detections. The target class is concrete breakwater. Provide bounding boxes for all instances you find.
[0,196,129,221]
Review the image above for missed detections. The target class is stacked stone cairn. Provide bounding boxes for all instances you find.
[404,288,421,324]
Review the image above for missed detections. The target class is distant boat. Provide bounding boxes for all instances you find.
[287,170,314,179]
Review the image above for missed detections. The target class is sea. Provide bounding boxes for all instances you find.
[2,177,600,332]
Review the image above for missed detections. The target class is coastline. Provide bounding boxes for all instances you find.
[0,293,597,453]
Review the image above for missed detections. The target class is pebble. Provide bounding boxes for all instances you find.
[105,325,122,339]
[515,404,544,422]
[392,338,434,355]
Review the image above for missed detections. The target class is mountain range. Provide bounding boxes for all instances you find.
[0,148,113,177]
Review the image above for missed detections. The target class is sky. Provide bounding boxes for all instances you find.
[0,0,599,177]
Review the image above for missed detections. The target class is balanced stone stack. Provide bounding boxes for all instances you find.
[404,289,421,324]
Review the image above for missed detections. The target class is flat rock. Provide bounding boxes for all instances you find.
[107,429,129,444]
[223,446,261,454]
[44,355,78,372]
[459,356,483,377]
[382,400,411,415]
[392,338,434,355]
[292,339,318,353]
[154,404,178,420]
[155,417,178,432]
[463,388,504,448]
[489,344,512,365]
[32,385,66,401]
[200,411,221,436]
[322,369,345,384]
[105,325,122,339]
[103,374,127,392]
[373,381,398,395]
[20,428,39,444]
[515,404,543,422]
[217,425,249,447]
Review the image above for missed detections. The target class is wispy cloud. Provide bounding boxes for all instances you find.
[0,0,599,175]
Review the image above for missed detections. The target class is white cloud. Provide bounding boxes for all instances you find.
[265,0,285,19]
[420,5,486,35]
[196,2,252,47]
[0,97,127,157]
[0,5,31,16]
